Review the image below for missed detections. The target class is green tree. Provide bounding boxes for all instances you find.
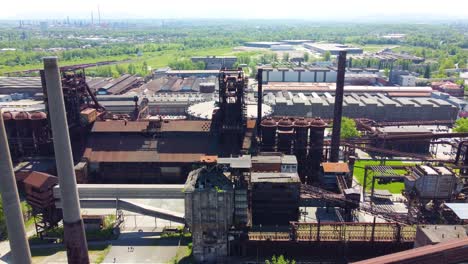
[303,52,309,62]
[265,255,295,264]
[340,117,361,139]
[424,65,431,79]
[282,52,290,62]
[323,51,331,61]
[128,64,136,75]
[115,64,126,75]
[454,118,468,133]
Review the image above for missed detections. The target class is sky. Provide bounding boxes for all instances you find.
[1,0,467,20]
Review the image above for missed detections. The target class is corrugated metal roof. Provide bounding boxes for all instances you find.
[322,162,350,173]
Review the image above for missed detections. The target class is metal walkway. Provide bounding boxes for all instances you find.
[53,184,185,199]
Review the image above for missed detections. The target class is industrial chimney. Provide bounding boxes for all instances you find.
[256,68,263,134]
[0,111,32,264]
[330,51,347,162]
[43,57,90,264]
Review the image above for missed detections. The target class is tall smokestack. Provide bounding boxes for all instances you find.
[0,111,32,264]
[330,51,347,162]
[256,68,263,133]
[43,57,90,264]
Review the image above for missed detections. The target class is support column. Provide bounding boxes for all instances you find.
[0,111,32,264]
[43,57,90,264]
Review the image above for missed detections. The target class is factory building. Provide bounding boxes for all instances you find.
[251,172,300,225]
[431,81,464,97]
[243,41,282,48]
[138,76,217,94]
[304,43,363,55]
[263,92,458,122]
[95,74,142,95]
[191,56,237,70]
[83,120,227,183]
[260,67,338,83]
[184,167,234,263]
[259,67,383,84]
[147,93,214,116]
[405,165,458,200]
[373,126,433,154]
[160,70,220,78]
[0,76,142,97]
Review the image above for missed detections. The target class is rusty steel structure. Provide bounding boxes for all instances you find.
[215,68,247,156]
[258,117,327,184]
[40,67,104,129]
[248,222,416,243]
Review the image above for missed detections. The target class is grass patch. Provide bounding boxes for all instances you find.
[354,160,417,194]
[31,244,111,264]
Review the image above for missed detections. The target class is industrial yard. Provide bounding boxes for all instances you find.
[0,7,468,264]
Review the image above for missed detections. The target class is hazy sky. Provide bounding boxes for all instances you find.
[1,0,467,20]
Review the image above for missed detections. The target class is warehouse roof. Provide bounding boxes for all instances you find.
[444,203,468,220]
[322,162,350,173]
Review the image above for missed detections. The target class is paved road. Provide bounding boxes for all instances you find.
[103,231,180,264]
[0,226,37,263]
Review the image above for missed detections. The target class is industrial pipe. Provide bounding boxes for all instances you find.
[330,51,347,162]
[257,68,263,133]
[0,110,32,263]
[43,57,90,264]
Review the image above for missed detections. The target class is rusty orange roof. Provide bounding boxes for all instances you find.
[23,171,58,189]
[92,120,149,133]
[322,162,350,173]
[159,120,212,132]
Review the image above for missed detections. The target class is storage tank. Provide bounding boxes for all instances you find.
[2,111,17,138]
[308,118,327,184]
[14,112,32,138]
[277,117,294,154]
[294,117,309,152]
[260,117,277,151]
[30,112,48,144]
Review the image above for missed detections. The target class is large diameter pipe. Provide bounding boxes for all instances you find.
[0,111,32,264]
[330,51,347,162]
[43,57,90,264]
[257,68,263,134]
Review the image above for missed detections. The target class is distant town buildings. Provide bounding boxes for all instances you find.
[191,56,237,70]
[304,43,363,55]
